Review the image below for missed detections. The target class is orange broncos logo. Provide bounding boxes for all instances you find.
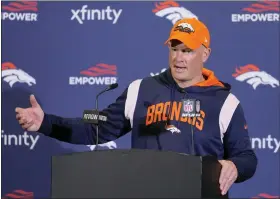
[152,0,198,24]
[2,62,36,87]
[232,64,279,90]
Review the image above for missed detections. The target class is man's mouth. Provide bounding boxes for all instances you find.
[174,65,186,72]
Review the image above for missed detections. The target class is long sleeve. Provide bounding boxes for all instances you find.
[37,88,131,145]
[223,103,258,183]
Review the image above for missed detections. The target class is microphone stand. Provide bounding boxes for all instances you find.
[95,94,99,151]
[94,91,104,151]
[94,85,117,151]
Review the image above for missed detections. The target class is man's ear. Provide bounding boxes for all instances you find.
[202,47,211,63]
[167,41,171,48]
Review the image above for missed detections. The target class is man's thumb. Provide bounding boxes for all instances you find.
[30,94,39,107]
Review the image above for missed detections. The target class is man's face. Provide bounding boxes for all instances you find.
[168,40,210,83]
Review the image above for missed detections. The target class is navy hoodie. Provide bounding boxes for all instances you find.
[38,68,257,183]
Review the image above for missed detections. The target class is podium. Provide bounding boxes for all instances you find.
[51,149,228,198]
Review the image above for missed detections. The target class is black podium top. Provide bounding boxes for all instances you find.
[51,149,228,198]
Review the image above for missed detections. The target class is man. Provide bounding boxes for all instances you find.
[15,18,257,195]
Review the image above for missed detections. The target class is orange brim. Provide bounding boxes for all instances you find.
[165,32,201,50]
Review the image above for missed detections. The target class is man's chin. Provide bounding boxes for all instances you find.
[173,74,191,82]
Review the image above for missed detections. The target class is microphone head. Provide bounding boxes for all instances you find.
[109,83,118,90]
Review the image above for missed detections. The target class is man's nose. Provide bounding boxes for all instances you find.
[174,51,184,61]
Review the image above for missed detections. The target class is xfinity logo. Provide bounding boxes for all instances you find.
[71,5,122,24]
[251,135,280,153]
[1,130,39,150]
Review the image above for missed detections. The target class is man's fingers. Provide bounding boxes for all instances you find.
[18,116,32,124]
[16,113,22,120]
[30,94,39,108]
[21,119,34,129]
[18,117,27,125]
[219,161,228,184]
[221,172,236,195]
[15,107,24,113]
[221,168,234,191]
[221,180,231,195]
[219,161,234,190]
[22,122,33,130]
[218,160,238,195]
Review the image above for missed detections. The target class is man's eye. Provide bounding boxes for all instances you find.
[182,49,192,53]
[172,48,177,51]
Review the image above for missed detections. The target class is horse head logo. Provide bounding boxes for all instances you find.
[233,64,279,90]
[152,1,198,24]
[2,62,36,87]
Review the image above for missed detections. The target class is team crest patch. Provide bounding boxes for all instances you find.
[174,22,195,34]
[165,124,181,134]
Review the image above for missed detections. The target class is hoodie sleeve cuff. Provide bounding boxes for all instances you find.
[38,113,53,136]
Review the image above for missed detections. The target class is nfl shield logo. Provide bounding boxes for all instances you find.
[184,100,193,113]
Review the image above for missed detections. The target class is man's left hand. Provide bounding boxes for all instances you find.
[218,160,238,195]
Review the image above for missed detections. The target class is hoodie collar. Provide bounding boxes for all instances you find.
[158,67,229,92]
[195,68,225,87]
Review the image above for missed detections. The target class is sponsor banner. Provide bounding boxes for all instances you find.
[1,0,38,22]
[70,5,122,24]
[2,1,279,198]
[69,63,117,85]
[231,1,279,22]
[1,130,40,150]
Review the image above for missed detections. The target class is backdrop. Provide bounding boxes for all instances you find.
[1,0,279,198]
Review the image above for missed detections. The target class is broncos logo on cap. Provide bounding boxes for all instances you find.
[174,22,195,33]
[152,1,198,24]
[2,62,36,88]
[232,64,279,90]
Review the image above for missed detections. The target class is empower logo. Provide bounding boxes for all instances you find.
[1,62,36,88]
[1,130,39,150]
[232,64,279,90]
[1,0,38,22]
[231,0,279,22]
[71,5,122,24]
[152,0,197,24]
[69,63,117,85]
[2,190,34,199]
[251,135,280,153]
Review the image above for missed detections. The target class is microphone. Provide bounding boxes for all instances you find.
[83,83,118,150]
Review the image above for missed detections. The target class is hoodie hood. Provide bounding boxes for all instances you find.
[156,67,231,93]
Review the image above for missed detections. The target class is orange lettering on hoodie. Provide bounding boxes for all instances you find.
[146,105,155,125]
[145,101,206,131]
[145,68,224,130]
[196,110,205,131]
[162,101,171,121]
[171,101,181,121]
[154,103,164,122]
